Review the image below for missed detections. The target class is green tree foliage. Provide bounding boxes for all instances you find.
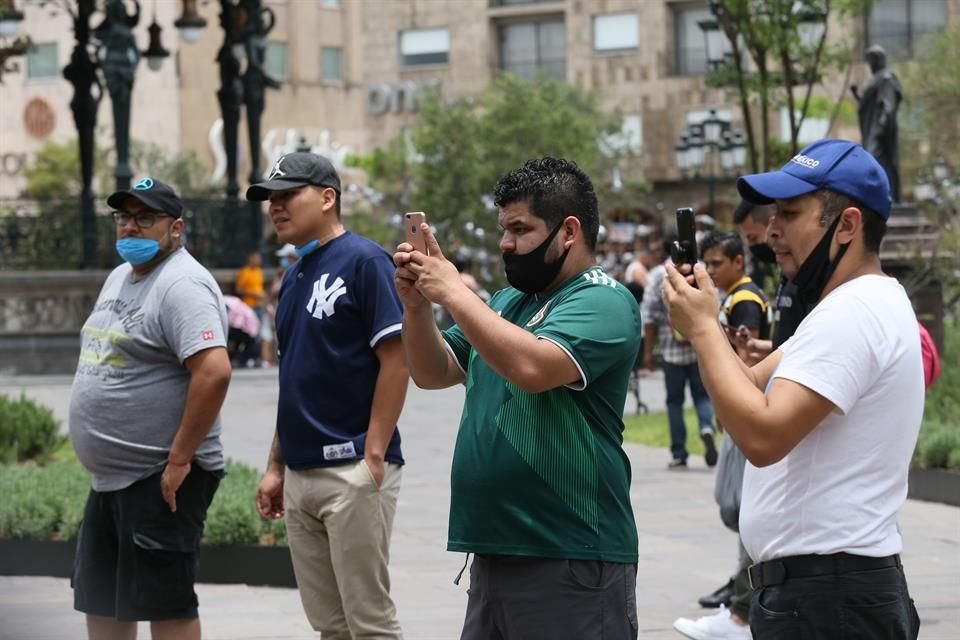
[22,138,222,200]
[900,25,960,174]
[22,140,84,199]
[708,0,867,170]
[363,75,628,248]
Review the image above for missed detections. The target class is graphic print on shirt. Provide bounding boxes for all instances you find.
[306,273,348,319]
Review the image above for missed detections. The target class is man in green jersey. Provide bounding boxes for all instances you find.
[394,157,641,639]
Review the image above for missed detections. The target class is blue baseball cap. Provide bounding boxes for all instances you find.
[736,139,891,220]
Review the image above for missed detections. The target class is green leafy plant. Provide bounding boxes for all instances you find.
[0,393,64,464]
[0,461,89,540]
[0,456,287,544]
[203,460,285,546]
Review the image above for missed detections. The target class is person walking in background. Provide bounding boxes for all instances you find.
[223,294,261,368]
[395,157,641,639]
[673,231,769,640]
[69,177,232,640]
[234,250,265,317]
[641,237,717,469]
[259,244,296,367]
[664,139,923,639]
[249,152,409,639]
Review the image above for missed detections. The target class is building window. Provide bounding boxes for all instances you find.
[264,42,288,80]
[322,47,343,82]
[866,0,946,59]
[593,13,639,52]
[499,19,565,80]
[673,4,715,75]
[319,0,339,6]
[400,28,450,66]
[26,43,58,79]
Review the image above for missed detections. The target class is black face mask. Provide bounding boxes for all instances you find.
[503,220,570,294]
[749,242,777,265]
[792,214,850,306]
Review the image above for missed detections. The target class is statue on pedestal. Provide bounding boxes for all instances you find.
[851,45,902,203]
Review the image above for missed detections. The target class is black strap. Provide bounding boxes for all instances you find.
[453,553,471,586]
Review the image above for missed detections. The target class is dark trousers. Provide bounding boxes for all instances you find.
[750,565,920,639]
[662,361,714,461]
[460,555,638,640]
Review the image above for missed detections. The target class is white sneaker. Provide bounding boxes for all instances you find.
[673,606,752,640]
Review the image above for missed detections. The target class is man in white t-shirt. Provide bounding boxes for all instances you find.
[662,139,923,640]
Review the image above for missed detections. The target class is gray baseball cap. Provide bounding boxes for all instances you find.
[246,152,341,201]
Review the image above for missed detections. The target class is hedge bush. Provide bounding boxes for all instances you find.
[0,457,286,545]
[913,320,960,471]
[0,461,88,540]
[0,393,64,464]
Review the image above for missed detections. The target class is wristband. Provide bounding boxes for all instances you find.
[167,456,190,467]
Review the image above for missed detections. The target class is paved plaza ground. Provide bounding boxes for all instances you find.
[1,370,957,639]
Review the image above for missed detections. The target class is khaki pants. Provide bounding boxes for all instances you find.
[284,461,403,639]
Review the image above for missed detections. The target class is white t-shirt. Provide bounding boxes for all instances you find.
[740,275,923,562]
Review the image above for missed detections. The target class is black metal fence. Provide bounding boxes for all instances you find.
[0,197,263,271]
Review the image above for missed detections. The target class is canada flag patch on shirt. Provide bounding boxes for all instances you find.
[202,330,215,341]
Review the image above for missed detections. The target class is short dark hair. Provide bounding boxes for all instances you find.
[493,157,600,250]
[700,231,744,260]
[733,199,773,225]
[814,189,886,254]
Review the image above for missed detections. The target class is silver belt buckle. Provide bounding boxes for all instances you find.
[747,562,759,590]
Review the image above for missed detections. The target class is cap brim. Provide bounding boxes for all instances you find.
[106,190,135,208]
[106,190,182,217]
[246,178,309,201]
[737,171,818,205]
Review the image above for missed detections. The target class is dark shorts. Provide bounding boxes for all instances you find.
[460,555,638,640]
[72,467,221,622]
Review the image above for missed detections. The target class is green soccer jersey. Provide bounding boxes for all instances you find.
[442,266,641,562]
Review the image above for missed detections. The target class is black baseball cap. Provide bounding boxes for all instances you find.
[246,152,342,201]
[107,177,183,217]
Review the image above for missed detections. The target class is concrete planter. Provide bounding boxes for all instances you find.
[908,468,960,507]
[0,539,296,588]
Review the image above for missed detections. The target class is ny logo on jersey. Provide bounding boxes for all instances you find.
[267,155,288,180]
[306,274,347,319]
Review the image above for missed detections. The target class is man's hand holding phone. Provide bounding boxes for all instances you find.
[394,212,429,310]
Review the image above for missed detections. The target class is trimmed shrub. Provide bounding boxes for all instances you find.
[0,457,287,545]
[914,421,960,471]
[0,393,64,464]
[0,461,89,540]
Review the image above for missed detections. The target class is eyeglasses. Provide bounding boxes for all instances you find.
[111,210,172,229]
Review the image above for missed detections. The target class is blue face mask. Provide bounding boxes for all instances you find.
[294,240,319,257]
[116,237,161,265]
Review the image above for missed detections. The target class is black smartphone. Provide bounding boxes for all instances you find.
[671,207,698,267]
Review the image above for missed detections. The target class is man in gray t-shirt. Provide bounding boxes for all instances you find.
[69,177,232,637]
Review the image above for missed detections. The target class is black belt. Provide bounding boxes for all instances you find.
[747,552,902,590]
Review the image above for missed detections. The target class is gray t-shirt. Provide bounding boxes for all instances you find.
[69,248,228,491]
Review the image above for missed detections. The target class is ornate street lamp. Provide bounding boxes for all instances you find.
[176,0,280,257]
[676,109,746,215]
[142,5,169,71]
[12,0,171,265]
[173,0,205,43]
[696,17,730,72]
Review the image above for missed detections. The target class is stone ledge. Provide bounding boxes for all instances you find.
[908,468,960,508]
